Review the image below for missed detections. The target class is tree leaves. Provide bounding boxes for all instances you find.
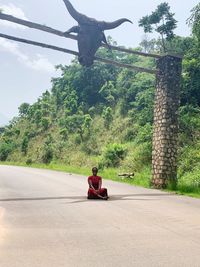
[188,3,200,43]
[139,2,177,52]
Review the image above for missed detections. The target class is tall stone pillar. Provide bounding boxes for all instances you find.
[152,55,182,189]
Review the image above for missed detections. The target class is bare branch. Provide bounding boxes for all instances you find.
[0,13,161,58]
[0,33,157,74]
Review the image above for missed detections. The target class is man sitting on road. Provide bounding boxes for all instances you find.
[87,167,108,200]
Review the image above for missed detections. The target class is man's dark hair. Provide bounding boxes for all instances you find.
[92,167,98,172]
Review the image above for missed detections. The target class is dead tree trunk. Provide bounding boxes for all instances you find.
[152,55,182,189]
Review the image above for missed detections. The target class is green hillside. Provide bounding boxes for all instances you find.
[1,3,200,196]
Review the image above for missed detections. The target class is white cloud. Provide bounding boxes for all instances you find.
[24,54,55,73]
[0,3,28,29]
[0,38,55,73]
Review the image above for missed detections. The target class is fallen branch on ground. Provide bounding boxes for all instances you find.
[118,173,135,179]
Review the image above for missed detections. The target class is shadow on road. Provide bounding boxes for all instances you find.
[68,193,174,204]
[0,193,174,203]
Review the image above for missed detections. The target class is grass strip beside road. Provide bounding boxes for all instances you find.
[0,161,151,187]
[0,162,200,199]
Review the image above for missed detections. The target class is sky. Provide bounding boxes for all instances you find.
[0,0,199,125]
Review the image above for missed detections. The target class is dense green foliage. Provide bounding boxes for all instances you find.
[0,45,156,177]
[139,2,177,52]
[188,3,200,43]
[1,3,200,196]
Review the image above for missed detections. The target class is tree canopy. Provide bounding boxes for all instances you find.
[139,2,177,52]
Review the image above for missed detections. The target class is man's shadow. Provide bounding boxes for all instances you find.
[67,193,173,204]
[0,193,173,204]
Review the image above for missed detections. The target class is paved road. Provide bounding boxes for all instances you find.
[0,166,200,267]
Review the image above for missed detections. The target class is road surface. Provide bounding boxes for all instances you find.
[0,165,200,267]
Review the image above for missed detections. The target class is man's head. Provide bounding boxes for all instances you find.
[92,167,98,176]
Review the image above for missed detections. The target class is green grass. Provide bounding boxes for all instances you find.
[174,191,200,198]
[0,161,151,188]
[1,161,200,198]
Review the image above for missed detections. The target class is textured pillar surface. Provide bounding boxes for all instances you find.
[152,55,182,189]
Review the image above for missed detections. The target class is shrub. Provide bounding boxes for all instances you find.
[88,106,96,117]
[21,136,29,155]
[102,107,113,129]
[81,137,100,155]
[123,127,138,142]
[0,142,14,161]
[15,129,20,136]
[41,144,53,164]
[178,166,200,193]
[59,128,68,140]
[121,142,152,172]
[135,123,153,144]
[74,134,82,145]
[179,105,200,145]
[26,158,33,165]
[41,117,50,130]
[41,135,54,164]
[178,144,200,176]
[101,143,127,167]
[18,103,30,117]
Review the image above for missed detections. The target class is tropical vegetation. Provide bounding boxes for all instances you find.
[1,2,200,197]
